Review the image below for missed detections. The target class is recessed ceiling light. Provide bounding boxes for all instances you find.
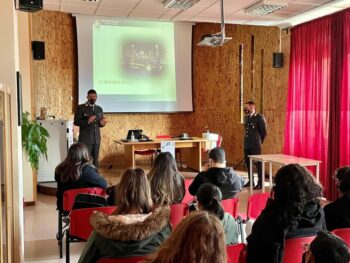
[245,0,288,16]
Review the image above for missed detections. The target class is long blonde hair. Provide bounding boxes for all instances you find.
[143,211,227,263]
[148,152,185,205]
[115,168,153,215]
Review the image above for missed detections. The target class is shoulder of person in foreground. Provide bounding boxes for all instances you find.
[90,205,171,241]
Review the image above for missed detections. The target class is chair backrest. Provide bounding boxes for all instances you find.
[182,179,194,204]
[69,206,117,240]
[222,198,239,218]
[333,228,350,247]
[217,135,223,147]
[247,192,269,220]
[226,243,247,263]
[170,203,189,230]
[63,187,106,212]
[283,236,316,263]
[97,256,147,263]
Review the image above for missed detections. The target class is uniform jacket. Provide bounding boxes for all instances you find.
[74,102,104,145]
[55,165,107,211]
[244,113,267,149]
[189,167,242,199]
[247,200,326,263]
[78,206,171,263]
[324,195,350,231]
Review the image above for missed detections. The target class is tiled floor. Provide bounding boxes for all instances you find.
[24,168,266,262]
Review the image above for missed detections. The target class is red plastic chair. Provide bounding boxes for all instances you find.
[333,228,350,247]
[217,135,223,147]
[282,236,316,263]
[65,206,117,263]
[97,256,147,263]
[239,249,247,263]
[226,243,247,263]
[222,198,239,219]
[170,203,189,229]
[182,179,194,204]
[63,187,106,212]
[239,192,269,221]
[58,187,106,258]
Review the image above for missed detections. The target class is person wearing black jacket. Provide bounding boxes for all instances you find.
[247,164,326,263]
[55,143,107,211]
[243,101,267,190]
[74,89,107,167]
[324,167,350,231]
[189,147,242,199]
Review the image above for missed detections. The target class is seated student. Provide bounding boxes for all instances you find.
[143,211,227,263]
[195,183,239,245]
[78,168,171,263]
[55,143,107,211]
[324,167,350,231]
[189,147,242,199]
[247,164,326,263]
[148,152,185,206]
[302,231,350,263]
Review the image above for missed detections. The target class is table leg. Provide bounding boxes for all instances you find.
[269,162,273,190]
[262,161,265,193]
[124,145,135,169]
[182,142,202,171]
[316,163,320,182]
[250,158,253,194]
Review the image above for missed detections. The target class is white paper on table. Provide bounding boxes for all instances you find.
[160,141,176,159]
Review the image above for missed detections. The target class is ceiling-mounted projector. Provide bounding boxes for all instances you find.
[163,0,200,9]
[197,0,231,47]
[198,33,232,47]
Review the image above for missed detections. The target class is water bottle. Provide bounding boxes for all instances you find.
[131,131,135,141]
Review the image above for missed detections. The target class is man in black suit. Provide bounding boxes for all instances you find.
[243,101,267,190]
[74,89,107,167]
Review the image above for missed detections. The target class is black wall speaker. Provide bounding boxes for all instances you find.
[16,0,43,12]
[32,41,45,60]
[273,52,284,68]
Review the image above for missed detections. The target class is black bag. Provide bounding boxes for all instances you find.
[72,193,108,210]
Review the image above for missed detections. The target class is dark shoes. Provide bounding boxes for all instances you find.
[244,181,251,187]
[253,183,262,190]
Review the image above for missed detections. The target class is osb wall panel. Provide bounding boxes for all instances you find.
[31,11,290,167]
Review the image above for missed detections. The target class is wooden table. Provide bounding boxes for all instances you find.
[116,137,211,171]
[248,154,321,194]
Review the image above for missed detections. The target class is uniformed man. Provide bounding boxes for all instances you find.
[74,89,107,167]
[243,101,267,190]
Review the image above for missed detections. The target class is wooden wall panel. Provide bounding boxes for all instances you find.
[31,11,290,167]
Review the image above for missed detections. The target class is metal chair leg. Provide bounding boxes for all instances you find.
[65,230,70,263]
[58,210,63,258]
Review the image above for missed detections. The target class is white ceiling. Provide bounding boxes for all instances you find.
[43,0,350,27]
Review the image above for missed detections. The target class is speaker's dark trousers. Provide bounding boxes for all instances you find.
[244,148,262,185]
[86,143,100,167]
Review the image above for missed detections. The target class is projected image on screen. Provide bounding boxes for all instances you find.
[123,42,166,77]
[93,20,176,101]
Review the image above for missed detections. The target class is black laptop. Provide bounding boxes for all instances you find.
[126,129,143,140]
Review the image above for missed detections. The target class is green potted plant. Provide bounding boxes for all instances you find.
[21,112,50,170]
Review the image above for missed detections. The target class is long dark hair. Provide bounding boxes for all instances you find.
[271,164,323,228]
[55,143,93,183]
[196,183,225,220]
[148,152,185,205]
[115,168,153,215]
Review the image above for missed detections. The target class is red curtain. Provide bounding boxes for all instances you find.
[285,9,350,199]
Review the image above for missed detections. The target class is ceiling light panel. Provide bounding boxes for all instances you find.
[245,0,288,15]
